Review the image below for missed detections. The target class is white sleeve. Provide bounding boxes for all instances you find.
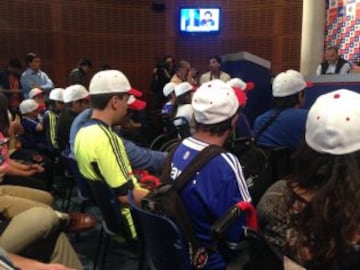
[339,62,351,74]
[316,64,322,75]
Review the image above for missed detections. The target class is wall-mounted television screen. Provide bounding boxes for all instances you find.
[179,8,221,34]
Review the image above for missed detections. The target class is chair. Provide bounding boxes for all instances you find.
[128,192,192,270]
[149,115,178,150]
[172,116,191,139]
[259,146,294,182]
[86,179,139,270]
[61,151,91,212]
[211,201,283,270]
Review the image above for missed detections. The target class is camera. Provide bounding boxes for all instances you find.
[156,62,169,70]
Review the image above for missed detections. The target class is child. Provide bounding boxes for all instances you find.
[227,78,255,140]
[28,88,46,121]
[161,82,176,117]
[42,88,65,151]
[19,99,49,155]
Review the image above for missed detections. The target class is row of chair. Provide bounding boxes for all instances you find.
[60,151,287,269]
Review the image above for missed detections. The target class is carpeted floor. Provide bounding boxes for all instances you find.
[54,181,141,270]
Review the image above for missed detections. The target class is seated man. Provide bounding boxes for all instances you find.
[74,70,149,240]
[316,46,351,75]
[57,84,89,153]
[0,247,74,270]
[169,80,251,269]
[42,88,65,152]
[199,56,231,85]
[253,69,311,150]
[70,108,166,174]
[0,207,83,269]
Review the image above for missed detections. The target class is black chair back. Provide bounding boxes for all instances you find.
[62,152,91,200]
[128,193,192,270]
[172,116,191,139]
[86,179,124,235]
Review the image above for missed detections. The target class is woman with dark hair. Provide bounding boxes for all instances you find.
[0,93,49,190]
[257,89,360,269]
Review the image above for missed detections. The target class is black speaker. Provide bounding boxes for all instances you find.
[151,2,166,12]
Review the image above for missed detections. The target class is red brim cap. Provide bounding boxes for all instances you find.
[129,88,143,97]
[232,86,248,107]
[128,96,146,111]
[37,103,46,111]
[245,82,255,91]
[306,81,314,88]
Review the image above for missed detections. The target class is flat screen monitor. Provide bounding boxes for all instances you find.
[179,7,221,35]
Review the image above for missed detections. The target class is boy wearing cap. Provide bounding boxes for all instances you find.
[56,84,89,154]
[173,81,196,134]
[169,79,251,269]
[20,53,54,98]
[161,82,176,117]
[227,78,255,140]
[19,99,46,151]
[28,88,47,121]
[42,88,65,151]
[74,70,149,240]
[253,69,311,150]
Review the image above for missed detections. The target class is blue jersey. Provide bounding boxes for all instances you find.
[253,108,308,150]
[21,117,46,149]
[161,102,174,117]
[171,137,251,269]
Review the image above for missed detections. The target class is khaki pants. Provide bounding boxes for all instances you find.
[0,185,53,219]
[0,207,83,269]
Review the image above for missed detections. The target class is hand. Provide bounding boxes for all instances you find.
[38,263,76,270]
[30,163,45,173]
[0,162,8,178]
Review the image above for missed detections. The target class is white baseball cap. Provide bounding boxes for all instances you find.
[306,89,360,155]
[227,78,255,92]
[63,84,89,103]
[89,70,141,96]
[29,88,43,99]
[163,82,176,97]
[19,99,39,115]
[272,69,313,97]
[49,88,64,102]
[174,82,195,97]
[192,79,241,125]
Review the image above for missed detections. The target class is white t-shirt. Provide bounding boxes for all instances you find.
[316,62,351,75]
[200,71,231,85]
[174,104,195,134]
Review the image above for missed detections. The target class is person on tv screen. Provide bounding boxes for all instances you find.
[201,11,215,27]
[185,9,200,31]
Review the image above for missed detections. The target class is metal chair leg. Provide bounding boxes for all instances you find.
[100,234,111,269]
[93,225,104,270]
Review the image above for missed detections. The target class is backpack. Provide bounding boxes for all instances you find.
[142,144,225,269]
[227,109,290,205]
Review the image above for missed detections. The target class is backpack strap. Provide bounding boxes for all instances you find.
[159,143,225,268]
[173,145,225,192]
[253,109,284,143]
[160,142,180,184]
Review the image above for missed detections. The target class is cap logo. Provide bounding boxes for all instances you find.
[334,93,340,99]
[346,117,350,121]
